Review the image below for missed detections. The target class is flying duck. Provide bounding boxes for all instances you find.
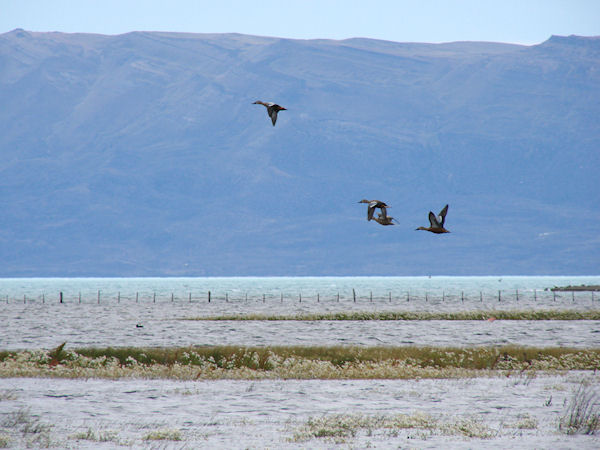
[253,101,287,126]
[416,204,450,234]
[373,211,397,226]
[358,199,390,221]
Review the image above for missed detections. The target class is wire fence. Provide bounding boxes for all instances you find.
[0,288,597,305]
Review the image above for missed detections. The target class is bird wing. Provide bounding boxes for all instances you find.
[367,204,376,221]
[267,106,278,125]
[379,206,388,219]
[428,211,441,228]
[438,204,449,226]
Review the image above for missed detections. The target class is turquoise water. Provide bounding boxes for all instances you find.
[0,276,598,303]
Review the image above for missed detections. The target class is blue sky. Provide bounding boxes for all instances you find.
[1,0,599,44]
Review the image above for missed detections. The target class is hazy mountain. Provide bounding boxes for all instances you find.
[1,29,598,276]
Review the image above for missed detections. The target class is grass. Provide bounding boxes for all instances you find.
[183,309,600,321]
[290,413,496,443]
[559,381,600,435]
[142,428,182,441]
[1,344,599,380]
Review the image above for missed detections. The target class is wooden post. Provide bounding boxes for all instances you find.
[442,291,445,302]
[245,293,248,302]
[317,293,320,302]
[516,289,518,301]
[498,290,501,302]
[480,291,482,302]
[263,293,265,303]
[79,292,81,304]
[226,292,228,302]
[189,292,191,303]
[389,292,392,302]
[406,291,409,302]
[299,293,301,303]
[153,292,156,303]
[171,293,174,302]
[42,293,45,304]
[534,289,537,301]
[59,292,62,304]
[461,291,464,302]
[281,293,283,303]
[118,292,120,303]
[24,294,26,304]
[337,292,340,302]
[425,292,428,302]
[208,291,211,303]
[370,291,372,302]
[136,292,139,303]
[353,289,356,302]
[97,290,100,304]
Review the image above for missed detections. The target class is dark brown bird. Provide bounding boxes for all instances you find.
[253,101,287,126]
[416,204,450,234]
[358,199,390,221]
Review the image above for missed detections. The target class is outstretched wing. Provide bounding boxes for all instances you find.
[269,110,278,126]
[437,204,449,226]
[428,211,440,228]
[367,203,376,221]
[379,206,388,219]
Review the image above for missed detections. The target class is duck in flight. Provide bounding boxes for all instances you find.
[416,204,450,234]
[373,211,397,226]
[358,199,390,221]
[253,101,287,126]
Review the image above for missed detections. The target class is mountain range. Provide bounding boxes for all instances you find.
[0,29,598,276]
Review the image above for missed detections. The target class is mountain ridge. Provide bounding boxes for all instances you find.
[0,31,598,276]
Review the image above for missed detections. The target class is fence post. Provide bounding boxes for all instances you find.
[534,289,537,301]
[389,291,392,302]
[97,290,100,304]
[208,291,211,303]
[353,289,356,302]
[59,292,62,304]
[461,291,464,303]
[153,292,156,303]
[281,293,283,303]
[118,292,120,303]
[337,292,340,302]
[442,291,445,302]
[136,292,139,303]
[317,293,320,302]
[406,291,410,302]
[171,293,174,302]
[24,295,26,304]
[226,292,228,302]
[425,292,428,302]
[189,292,191,303]
[299,293,301,303]
[498,290,501,302]
[480,291,482,302]
[516,289,518,301]
[79,292,81,304]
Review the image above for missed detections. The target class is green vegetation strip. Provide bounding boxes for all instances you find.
[183,310,600,321]
[1,344,599,380]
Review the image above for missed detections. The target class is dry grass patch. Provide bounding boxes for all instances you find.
[1,344,599,380]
